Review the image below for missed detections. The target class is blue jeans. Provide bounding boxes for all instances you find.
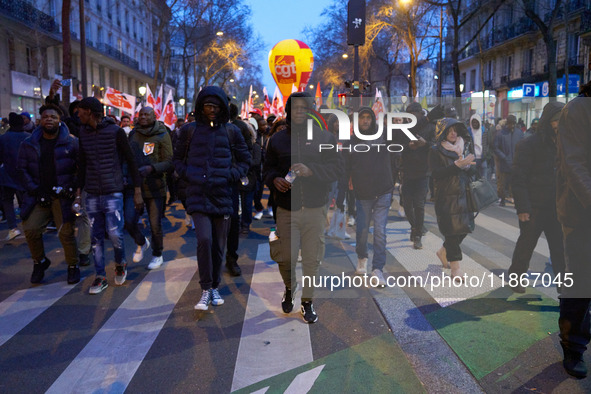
[475,159,488,180]
[86,192,125,276]
[355,192,392,271]
[240,190,254,228]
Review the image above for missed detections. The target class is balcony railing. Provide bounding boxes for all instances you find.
[521,69,532,78]
[481,16,536,52]
[1,0,60,35]
[96,43,139,70]
[500,75,510,84]
[484,79,493,89]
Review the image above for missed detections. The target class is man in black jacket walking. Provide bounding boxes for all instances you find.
[76,97,143,294]
[263,93,342,323]
[556,85,591,378]
[508,102,565,293]
[173,87,250,311]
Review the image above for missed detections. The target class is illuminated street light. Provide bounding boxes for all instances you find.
[179,98,185,106]
[216,31,224,36]
[230,78,235,82]
[460,83,465,92]
[342,53,349,59]
[434,75,439,80]
[138,86,146,96]
[309,84,314,89]
[238,66,244,71]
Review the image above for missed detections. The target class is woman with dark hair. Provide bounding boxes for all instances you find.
[428,118,477,281]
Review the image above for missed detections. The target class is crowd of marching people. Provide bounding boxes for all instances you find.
[2,81,591,378]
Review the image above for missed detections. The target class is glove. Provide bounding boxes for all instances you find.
[138,165,154,177]
[38,193,53,208]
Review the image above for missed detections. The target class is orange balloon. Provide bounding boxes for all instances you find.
[268,39,314,105]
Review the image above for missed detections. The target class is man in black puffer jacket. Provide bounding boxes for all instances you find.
[77,97,143,294]
[17,105,80,285]
[508,102,566,293]
[173,86,250,311]
[263,92,343,324]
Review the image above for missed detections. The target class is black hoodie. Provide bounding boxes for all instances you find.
[347,107,397,200]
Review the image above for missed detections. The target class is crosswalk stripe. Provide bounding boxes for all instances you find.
[0,281,77,347]
[231,243,313,393]
[283,364,325,394]
[46,257,197,394]
[474,211,549,258]
[385,220,503,307]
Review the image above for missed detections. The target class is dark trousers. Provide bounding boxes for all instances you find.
[402,177,428,238]
[124,189,146,246]
[443,234,467,261]
[497,171,512,201]
[193,212,230,291]
[509,207,565,277]
[124,192,163,256]
[227,187,240,262]
[241,189,254,228]
[1,186,23,229]
[559,223,591,357]
[253,177,264,212]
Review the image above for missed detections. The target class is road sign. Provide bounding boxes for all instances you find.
[522,83,535,97]
[347,0,366,45]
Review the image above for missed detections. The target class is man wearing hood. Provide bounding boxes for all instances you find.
[76,97,143,294]
[21,112,35,132]
[126,107,173,270]
[17,105,80,284]
[263,92,342,323]
[494,114,523,206]
[469,114,489,179]
[173,86,250,311]
[0,113,31,240]
[524,118,539,138]
[555,82,591,378]
[347,107,396,285]
[508,102,566,293]
[398,102,435,250]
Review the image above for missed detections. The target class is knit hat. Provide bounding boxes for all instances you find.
[78,97,103,114]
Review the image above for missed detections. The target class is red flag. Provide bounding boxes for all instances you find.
[159,89,176,128]
[146,84,156,110]
[372,87,385,119]
[103,87,136,115]
[263,87,271,118]
[154,85,163,119]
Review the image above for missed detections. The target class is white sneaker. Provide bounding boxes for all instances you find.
[147,256,164,270]
[6,228,21,241]
[371,269,386,287]
[356,257,367,274]
[348,217,356,226]
[211,288,224,306]
[194,289,212,310]
[265,207,273,217]
[398,207,405,218]
[185,213,192,227]
[253,210,264,220]
[133,237,150,263]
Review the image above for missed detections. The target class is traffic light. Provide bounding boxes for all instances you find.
[347,0,366,46]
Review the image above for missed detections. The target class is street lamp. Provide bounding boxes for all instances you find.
[342,53,349,59]
[138,86,146,96]
[459,83,465,93]
[309,84,314,89]
[179,98,186,118]
[238,66,244,71]
[230,78,235,83]
[216,31,224,36]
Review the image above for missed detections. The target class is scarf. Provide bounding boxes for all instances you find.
[441,136,465,158]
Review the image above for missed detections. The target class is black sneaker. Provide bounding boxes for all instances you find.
[67,266,81,284]
[413,237,423,250]
[79,253,91,267]
[226,257,242,276]
[564,353,588,378]
[89,276,108,294]
[30,257,51,284]
[281,286,296,313]
[301,301,318,324]
[114,263,127,286]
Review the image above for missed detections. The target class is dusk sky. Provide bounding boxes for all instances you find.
[245,0,331,92]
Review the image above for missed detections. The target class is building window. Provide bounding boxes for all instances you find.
[97,26,103,44]
[504,56,512,77]
[85,20,92,42]
[54,46,61,75]
[470,69,476,91]
[117,38,122,52]
[8,37,15,71]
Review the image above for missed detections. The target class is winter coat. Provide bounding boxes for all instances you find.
[0,128,31,190]
[469,114,489,161]
[347,107,396,200]
[494,125,523,173]
[428,118,475,236]
[556,95,591,228]
[512,102,564,214]
[128,121,173,199]
[263,123,342,211]
[17,123,78,222]
[173,86,250,216]
[396,114,435,181]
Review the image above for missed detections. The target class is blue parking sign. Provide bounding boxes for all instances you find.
[523,83,536,97]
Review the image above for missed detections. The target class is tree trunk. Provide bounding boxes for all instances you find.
[545,34,558,100]
[62,0,72,107]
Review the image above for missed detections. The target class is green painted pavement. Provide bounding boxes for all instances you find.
[234,333,426,393]
[425,287,559,380]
